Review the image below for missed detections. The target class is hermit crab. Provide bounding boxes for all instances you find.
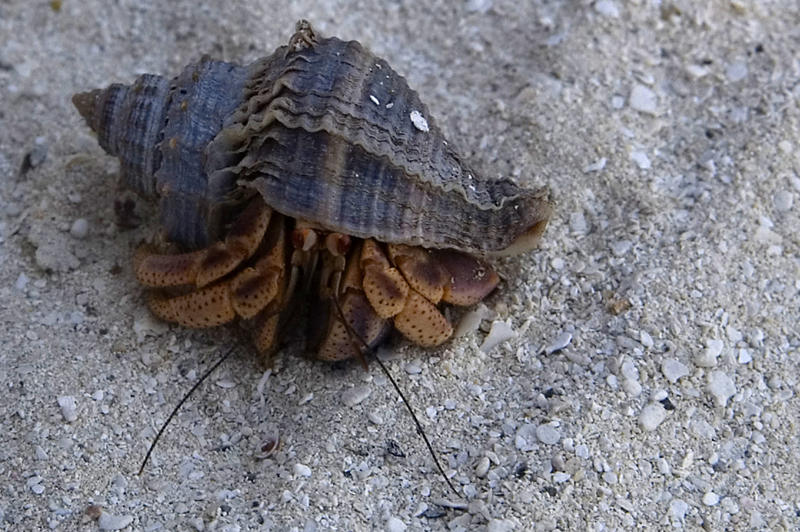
[73,21,553,363]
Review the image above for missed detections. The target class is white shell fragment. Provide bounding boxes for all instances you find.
[708,371,736,407]
[57,395,78,422]
[294,463,312,477]
[639,403,667,431]
[629,84,657,114]
[480,320,516,351]
[454,303,495,337]
[98,511,134,531]
[661,358,690,383]
[535,423,561,445]
[545,331,573,354]
[341,385,371,407]
[409,110,429,132]
[694,339,723,368]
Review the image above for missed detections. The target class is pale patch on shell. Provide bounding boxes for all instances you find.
[409,110,429,132]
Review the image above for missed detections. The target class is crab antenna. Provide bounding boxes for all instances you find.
[331,297,460,497]
[138,345,238,476]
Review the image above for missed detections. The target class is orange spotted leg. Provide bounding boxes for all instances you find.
[140,208,288,334]
[134,196,272,289]
[360,242,500,348]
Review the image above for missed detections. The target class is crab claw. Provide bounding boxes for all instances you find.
[432,250,500,306]
[387,244,448,304]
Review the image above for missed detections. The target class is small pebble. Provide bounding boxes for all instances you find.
[620,360,638,381]
[639,403,667,431]
[737,348,752,364]
[569,212,588,235]
[726,325,743,343]
[475,456,490,477]
[669,499,688,523]
[69,218,89,239]
[515,424,538,451]
[594,0,619,17]
[385,516,407,532]
[661,358,690,383]
[536,423,561,445]
[553,472,570,483]
[404,362,422,375]
[686,64,710,79]
[26,140,48,168]
[575,444,590,459]
[341,385,371,407]
[694,339,723,367]
[623,378,642,396]
[708,371,736,407]
[367,411,384,425]
[726,61,748,82]
[57,395,78,422]
[773,190,794,211]
[480,320,516,352]
[132,311,169,342]
[465,0,493,13]
[602,471,617,484]
[34,241,79,272]
[294,463,312,477]
[15,272,29,291]
[35,445,48,460]
[486,519,515,532]
[630,150,651,169]
[629,84,657,115]
[611,240,632,256]
[545,331,572,354]
[98,511,134,531]
[702,492,720,506]
[640,331,654,348]
[215,379,237,389]
[583,158,607,173]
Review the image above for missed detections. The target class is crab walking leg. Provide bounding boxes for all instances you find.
[134,197,272,288]
[360,239,409,318]
[393,289,453,347]
[229,215,288,319]
[312,239,391,361]
[146,215,289,330]
[147,283,237,328]
[248,216,292,358]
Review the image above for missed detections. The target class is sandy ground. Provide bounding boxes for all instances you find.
[1,0,799,530]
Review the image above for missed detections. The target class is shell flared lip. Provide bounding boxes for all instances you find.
[488,206,554,257]
[72,89,100,129]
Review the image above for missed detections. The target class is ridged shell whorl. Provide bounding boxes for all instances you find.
[73,21,553,255]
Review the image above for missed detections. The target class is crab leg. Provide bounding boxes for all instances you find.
[144,214,288,330]
[134,197,272,288]
[309,238,391,362]
[366,243,499,348]
[249,217,291,358]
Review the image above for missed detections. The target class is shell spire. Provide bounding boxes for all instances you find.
[72,75,171,198]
